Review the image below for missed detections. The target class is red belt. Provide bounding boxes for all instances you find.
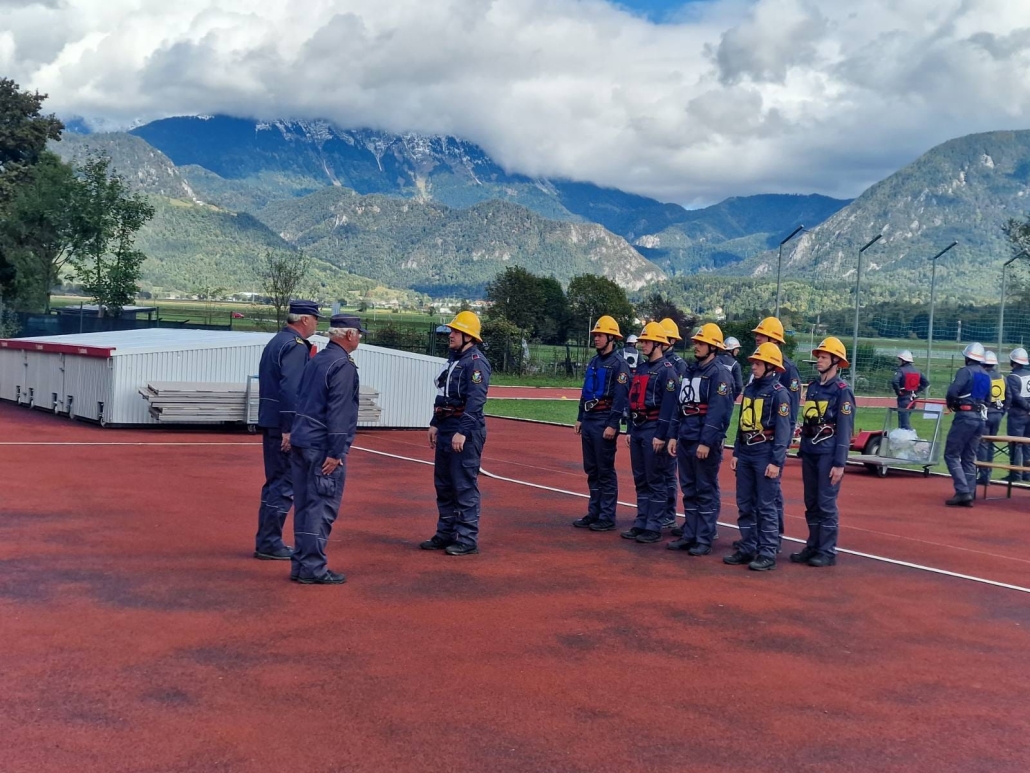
[681,403,708,417]
[957,405,975,411]
[434,406,465,417]
[631,409,660,424]
[584,399,613,412]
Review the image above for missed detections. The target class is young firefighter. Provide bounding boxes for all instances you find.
[723,343,792,571]
[977,351,1007,487]
[943,343,989,507]
[658,318,688,531]
[666,324,734,556]
[793,337,855,567]
[891,350,929,430]
[622,322,678,544]
[573,316,631,532]
[1005,347,1030,482]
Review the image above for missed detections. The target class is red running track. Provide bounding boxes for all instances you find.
[1,403,1029,772]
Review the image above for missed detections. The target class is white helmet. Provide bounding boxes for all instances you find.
[1011,347,1029,365]
[962,342,986,362]
[625,334,638,345]
[897,350,914,363]
[984,350,998,367]
[723,336,741,351]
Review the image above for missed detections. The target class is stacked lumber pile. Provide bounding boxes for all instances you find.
[141,382,382,425]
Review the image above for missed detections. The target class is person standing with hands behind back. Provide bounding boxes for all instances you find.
[421,311,491,556]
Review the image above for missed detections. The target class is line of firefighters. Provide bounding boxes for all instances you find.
[574,315,853,571]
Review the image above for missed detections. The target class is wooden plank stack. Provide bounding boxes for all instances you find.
[141,381,382,425]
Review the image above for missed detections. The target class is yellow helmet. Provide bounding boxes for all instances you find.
[752,316,786,344]
[812,336,850,368]
[748,342,785,372]
[590,315,622,338]
[659,318,681,342]
[691,322,724,349]
[638,321,670,345]
[445,310,482,342]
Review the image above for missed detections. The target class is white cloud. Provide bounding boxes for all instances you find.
[5,0,1030,205]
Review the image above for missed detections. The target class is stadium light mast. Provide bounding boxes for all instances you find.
[998,249,1030,354]
[774,225,806,317]
[925,241,959,388]
[851,234,883,389]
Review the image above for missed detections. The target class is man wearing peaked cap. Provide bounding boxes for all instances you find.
[252,299,321,561]
[288,314,363,584]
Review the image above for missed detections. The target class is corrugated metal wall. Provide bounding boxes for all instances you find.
[351,345,444,428]
[0,349,25,402]
[62,356,113,421]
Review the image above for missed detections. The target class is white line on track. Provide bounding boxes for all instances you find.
[4,438,1028,594]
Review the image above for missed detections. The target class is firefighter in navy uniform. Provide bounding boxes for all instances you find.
[751,317,801,549]
[723,343,792,571]
[658,318,687,531]
[891,350,929,430]
[289,315,362,585]
[253,299,319,561]
[1005,347,1030,482]
[666,323,734,556]
[977,350,1007,487]
[421,311,492,556]
[718,336,745,401]
[622,322,679,544]
[573,316,631,532]
[792,337,855,567]
[943,343,990,507]
[620,334,640,373]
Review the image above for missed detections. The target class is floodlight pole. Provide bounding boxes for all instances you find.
[774,225,806,317]
[999,249,1030,354]
[925,241,959,385]
[852,234,882,388]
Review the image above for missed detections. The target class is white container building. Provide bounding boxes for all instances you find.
[0,329,444,428]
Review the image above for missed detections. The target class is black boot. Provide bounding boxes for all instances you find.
[748,556,776,571]
[789,546,817,564]
[573,517,596,528]
[945,493,974,507]
[807,553,837,567]
[621,527,643,540]
[723,550,755,566]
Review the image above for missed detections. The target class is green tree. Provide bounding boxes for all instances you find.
[486,266,543,332]
[534,275,570,344]
[69,154,155,316]
[261,248,309,326]
[636,291,696,338]
[1,152,81,311]
[566,274,634,343]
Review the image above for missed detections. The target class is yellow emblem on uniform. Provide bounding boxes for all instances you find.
[840,401,852,415]
[740,397,765,431]
[472,370,483,384]
[778,402,789,417]
[617,372,628,384]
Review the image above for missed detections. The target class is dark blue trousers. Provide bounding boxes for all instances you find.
[581,417,619,526]
[661,448,678,528]
[897,396,915,430]
[256,431,292,554]
[976,413,1003,484]
[434,428,486,548]
[735,453,780,558]
[1007,413,1030,480]
[800,452,841,556]
[630,424,665,533]
[678,439,722,548]
[945,413,984,496]
[290,447,346,580]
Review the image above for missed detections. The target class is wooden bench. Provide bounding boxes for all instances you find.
[975,435,1030,499]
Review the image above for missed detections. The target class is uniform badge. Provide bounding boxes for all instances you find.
[840,401,852,415]
[790,378,800,392]
[666,379,676,391]
[778,402,789,417]
[295,337,305,345]
[472,370,483,384]
[617,372,628,384]
[717,382,728,395]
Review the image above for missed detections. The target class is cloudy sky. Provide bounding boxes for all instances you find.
[3,0,1030,205]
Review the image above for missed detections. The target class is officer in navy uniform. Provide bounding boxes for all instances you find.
[792,337,855,566]
[1005,347,1030,482]
[620,334,640,373]
[573,316,631,532]
[751,317,801,549]
[253,299,319,561]
[666,323,734,556]
[421,311,491,556]
[658,318,687,531]
[977,351,1007,487]
[718,336,745,401]
[943,342,990,507]
[289,314,363,585]
[723,342,792,571]
[621,322,679,544]
[891,350,929,430]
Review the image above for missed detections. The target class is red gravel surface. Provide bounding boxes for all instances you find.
[1,403,1028,773]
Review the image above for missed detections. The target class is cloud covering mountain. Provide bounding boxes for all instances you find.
[4,0,1030,205]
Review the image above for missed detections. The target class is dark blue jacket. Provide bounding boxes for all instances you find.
[257,326,313,433]
[578,349,631,430]
[734,372,791,466]
[290,341,359,460]
[665,350,689,378]
[717,352,744,401]
[801,377,855,467]
[1006,365,1030,419]
[891,363,929,398]
[431,345,491,435]
[670,356,734,447]
[780,356,802,426]
[628,355,679,440]
[947,362,990,417]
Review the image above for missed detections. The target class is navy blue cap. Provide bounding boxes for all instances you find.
[288,300,322,318]
[330,314,366,333]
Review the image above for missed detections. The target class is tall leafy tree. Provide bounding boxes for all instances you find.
[69,155,155,316]
[261,248,309,326]
[566,274,635,342]
[485,265,571,343]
